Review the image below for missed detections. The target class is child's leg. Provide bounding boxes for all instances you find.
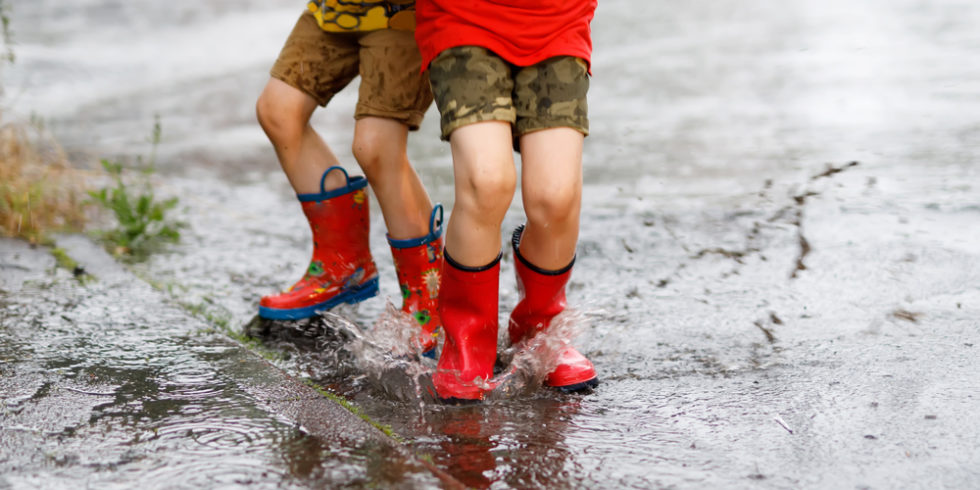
[256,78,347,194]
[426,46,519,400]
[353,117,444,355]
[428,120,515,399]
[425,46,520,265]
[352,28,436,239]
[257,10,361,194]
[256,12,373,320]
[445,121,518,267]
[351,116,432,240]
[353,29,443,353]
[517,127,584,270]
[507,56,597,391]
[511,127,597,391]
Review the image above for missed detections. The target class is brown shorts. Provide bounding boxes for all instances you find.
[428,46,590,141]
[270,11,433,129]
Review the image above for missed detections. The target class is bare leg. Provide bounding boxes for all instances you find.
[444,121,518,267]
[510,128,597,391]
[351,116,433,240]
[256,77,347,194]
[517,128,584,270]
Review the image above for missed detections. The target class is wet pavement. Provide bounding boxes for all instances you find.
[3,0,980,488]
[0,237,452,488]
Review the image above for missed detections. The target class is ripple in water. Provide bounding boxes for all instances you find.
[154,416,278,454]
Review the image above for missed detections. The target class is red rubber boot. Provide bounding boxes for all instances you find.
[432,252,502,402]
[509,226,598,392]
[259,166,379,320]
[388,204,445,357]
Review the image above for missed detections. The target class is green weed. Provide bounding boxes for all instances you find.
[49,247,94,284]
[88,159,181,259]
[88,117,183,260]
[223,327,283,362]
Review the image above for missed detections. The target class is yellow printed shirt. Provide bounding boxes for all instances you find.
[306,1,416,32]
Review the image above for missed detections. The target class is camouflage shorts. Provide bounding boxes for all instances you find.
[428,46,590,142]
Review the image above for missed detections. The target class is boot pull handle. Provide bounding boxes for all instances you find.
[429,203,444,236]
[320,166,351,194]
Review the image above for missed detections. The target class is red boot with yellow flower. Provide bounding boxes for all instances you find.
[388,204,444,357]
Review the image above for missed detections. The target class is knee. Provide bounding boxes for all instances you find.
[351,118,410,179]
[457,168,517,220]
[350,132,387,176]
[256,92,304,145]
[523,186,580,228]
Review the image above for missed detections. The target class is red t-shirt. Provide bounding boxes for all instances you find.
[415,0,597,71]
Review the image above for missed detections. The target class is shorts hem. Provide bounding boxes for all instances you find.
[354,107,428,131]
[517,119,590,138]
[441,112,516,141]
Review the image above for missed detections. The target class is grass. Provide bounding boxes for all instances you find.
[0,122,88,244]
[2,9,177,258]
[3,14,176,256]
[49,247,95,284]
[304,379,404,443]
[0,3,85,244]
[0,118,181,254]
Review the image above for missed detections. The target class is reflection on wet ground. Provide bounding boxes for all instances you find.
[4,0,980,487]
[0,240,440,488]
[246,313,595,488]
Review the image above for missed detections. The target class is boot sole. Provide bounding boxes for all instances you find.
[438,397,482,405]
[437,377,599,402]
[258,277,380,320]
[433,378,492,403]
[552,376,599,393]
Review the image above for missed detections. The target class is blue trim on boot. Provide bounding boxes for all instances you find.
[297,166,368,202]
[387,203,444,248]
[258,276,380,320]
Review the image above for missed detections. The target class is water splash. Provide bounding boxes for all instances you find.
[343,302,594,404]
[488,308,591,400]
[247,298,596,407]
[341,302,438,404]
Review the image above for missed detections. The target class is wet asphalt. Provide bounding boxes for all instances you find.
[3,0,980,488]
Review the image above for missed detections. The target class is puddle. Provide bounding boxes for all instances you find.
[4,0,980,487]
[0,240,438,488]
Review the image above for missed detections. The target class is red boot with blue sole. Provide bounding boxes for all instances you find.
[259,166,379,320]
